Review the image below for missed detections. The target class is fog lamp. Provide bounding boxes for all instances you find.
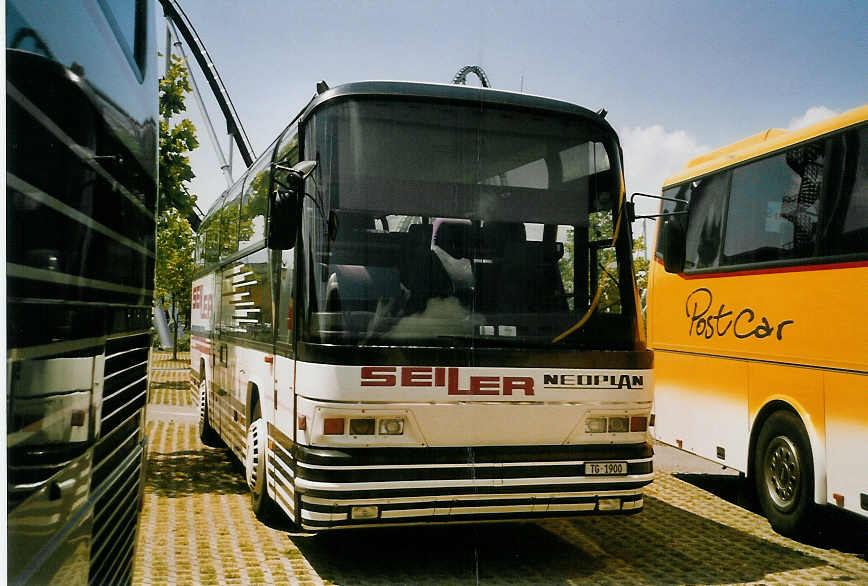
[598,498,621,511]
[378,418,404,435]
[585,417,607,433]
[349,418,375,435]
[608,417,629,433]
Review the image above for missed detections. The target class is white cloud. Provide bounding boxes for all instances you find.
[787,106,839,130]
[618,124,707,216]
[616,124,707,254]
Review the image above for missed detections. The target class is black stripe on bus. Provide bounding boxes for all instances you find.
[296,461,652,483]
[296,343,653,369]
[297,480,652,501]
[295,442,653,467]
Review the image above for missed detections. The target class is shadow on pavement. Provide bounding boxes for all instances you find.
[291,495,835,585]
[150,380,188,391]
[144,447,248,498]
[676,473,868,558]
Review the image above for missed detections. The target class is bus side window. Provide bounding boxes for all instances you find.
[656,185,690,262]
[684,172,729,269]
[239,155,274,249]
[826,127,868,256]
[201,216,220,264]
[220,192,241,259]
[723,140,825,265]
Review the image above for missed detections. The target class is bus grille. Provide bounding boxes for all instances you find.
[88,333,149,585]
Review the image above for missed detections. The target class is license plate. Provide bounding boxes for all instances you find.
[586,462,627,475]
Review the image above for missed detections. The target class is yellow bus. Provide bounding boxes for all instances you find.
[646,105,868,535]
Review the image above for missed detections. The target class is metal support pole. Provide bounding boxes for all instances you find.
[167,21,234,188]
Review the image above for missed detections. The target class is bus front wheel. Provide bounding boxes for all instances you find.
[198,380,220,447]
[754,410,815,536]
[245,403,283,522]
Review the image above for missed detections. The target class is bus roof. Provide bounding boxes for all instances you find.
[298,80,615,135]
[663,104,868,188]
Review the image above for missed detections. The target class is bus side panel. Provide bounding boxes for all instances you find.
[268,354,297,520]
[653,352,749,471]
[824,371,868,519]
[237,344,275,430]
[747,365,826,504]
[191,273,217,389]
[273,355,295,439]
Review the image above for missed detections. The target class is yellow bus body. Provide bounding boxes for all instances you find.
[648,105,868,529]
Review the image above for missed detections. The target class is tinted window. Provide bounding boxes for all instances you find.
[200,215,220,265]
[275,249,295,346]
[219,195,240,258]
[655,185,690,261]
[684,172,729,269]
[239,154,274,250]
[827,127,868,256]
[99,0,146,72]
[723,141,825,265]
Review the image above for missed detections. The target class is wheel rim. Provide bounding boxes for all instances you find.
[245,419,264,493]
[764,435,801,511]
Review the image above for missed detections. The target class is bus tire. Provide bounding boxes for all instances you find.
[245,402,283,523]
[754,410,815,536]
[198,380,220,447]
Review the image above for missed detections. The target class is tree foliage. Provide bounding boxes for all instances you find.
[159,55,198,216]
[155,209,195,358]
[558,211,650,317]
[156,55,199,357]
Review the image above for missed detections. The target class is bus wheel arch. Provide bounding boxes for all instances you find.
[198,371,219,447]
[751,405,816,536]
[245,387,282,522]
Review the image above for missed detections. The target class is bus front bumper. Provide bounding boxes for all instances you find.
[289,443,653,531]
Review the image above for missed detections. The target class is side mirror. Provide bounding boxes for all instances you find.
[267,160,318,250]
[661,217,686,274]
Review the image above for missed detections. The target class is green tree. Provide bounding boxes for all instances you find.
[159,55,198,216]
[156,55,199,357]
[558,212,650,317]
[155,209,195,359]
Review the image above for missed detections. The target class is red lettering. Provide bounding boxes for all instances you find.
[402,367,432,386]
[470,376,499,395]
[201,294,213,319]
[447,367,471,395]
[361,367,397,386]
[503,377,534,396]
[434,367,446,386]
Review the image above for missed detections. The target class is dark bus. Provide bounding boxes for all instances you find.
[6,0,157,583]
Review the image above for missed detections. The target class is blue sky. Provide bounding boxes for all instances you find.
[170,0,868,222]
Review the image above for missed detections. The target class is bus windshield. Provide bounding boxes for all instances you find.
[301,97,634,349]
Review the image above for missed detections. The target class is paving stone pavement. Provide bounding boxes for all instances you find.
[136,362,868,585]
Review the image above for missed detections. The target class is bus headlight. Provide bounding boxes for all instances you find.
[349,418,376,435]
[608,417,629,433]
[585,417,607,433]
[378,418,404,435]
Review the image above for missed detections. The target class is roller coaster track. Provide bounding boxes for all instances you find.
[452,65,491,88]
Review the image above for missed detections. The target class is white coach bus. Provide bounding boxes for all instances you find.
[190,81,653,531]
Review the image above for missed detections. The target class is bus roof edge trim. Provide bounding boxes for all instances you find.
[664,104,868,188]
